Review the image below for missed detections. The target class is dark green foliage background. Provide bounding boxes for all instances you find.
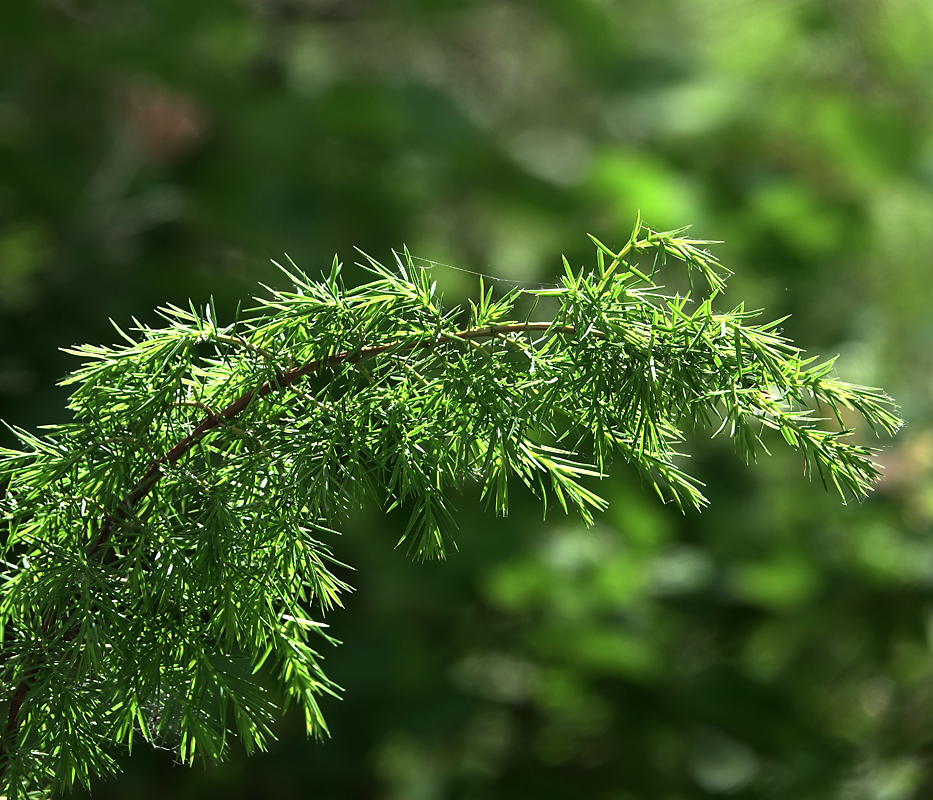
[2,1,932,797]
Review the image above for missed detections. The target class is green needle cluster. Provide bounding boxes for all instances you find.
[0,219,901,797]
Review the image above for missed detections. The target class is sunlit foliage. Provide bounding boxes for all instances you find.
[0,222,898,797]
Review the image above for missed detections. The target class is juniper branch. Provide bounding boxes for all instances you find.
[0,221,900,797]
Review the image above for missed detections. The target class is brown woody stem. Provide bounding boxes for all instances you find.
[0,320,575,776]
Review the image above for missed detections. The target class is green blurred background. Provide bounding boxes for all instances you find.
[2,1,933,797]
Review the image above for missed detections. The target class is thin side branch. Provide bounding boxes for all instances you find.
[3,320,576,769]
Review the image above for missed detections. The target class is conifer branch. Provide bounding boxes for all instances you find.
[0,222,900,797]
